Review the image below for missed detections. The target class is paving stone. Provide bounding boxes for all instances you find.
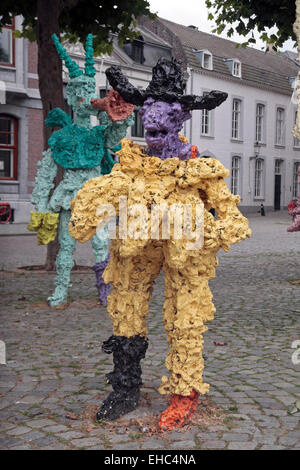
[260,444,285,450]
[223,433,250,442]
[278,436,299,446]
[0,422,16,432]
[227,441,258,450]
[112,442,141,450]
[43,424,69,433]
[57,431,84,440]
[9,444,32,450]
[26,419,57,428]
[16,395,45,404]
[6,426,32,436]
[196,432,221,440]
[33,436,64,448]
[200,440,227,449]
[71,437,102,448]
[169,435,196,450]
[22,431,45,442]
[140,440,166,449]
[0,437,25,449]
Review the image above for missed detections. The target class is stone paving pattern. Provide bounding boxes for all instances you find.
[0,212,300,450]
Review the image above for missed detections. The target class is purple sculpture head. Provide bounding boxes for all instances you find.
[139,98,191,160]
[105,57,228,160]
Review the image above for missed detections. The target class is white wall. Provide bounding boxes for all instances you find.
[185,70,300,211]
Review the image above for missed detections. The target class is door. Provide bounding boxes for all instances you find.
[274,174,281,210]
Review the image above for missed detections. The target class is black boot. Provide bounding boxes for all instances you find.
[96,335,148,421]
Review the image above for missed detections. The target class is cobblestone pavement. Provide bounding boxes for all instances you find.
[0,211,300,450]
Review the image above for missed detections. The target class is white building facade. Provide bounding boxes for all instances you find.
[139,16,300,212]
[185,69,299,212]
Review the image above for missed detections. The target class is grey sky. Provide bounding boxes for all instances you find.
[148,0,296,52]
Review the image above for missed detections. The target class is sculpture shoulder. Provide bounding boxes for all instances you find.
[48,124,106,169]
[185,157,229,179]
[45,108,72,128]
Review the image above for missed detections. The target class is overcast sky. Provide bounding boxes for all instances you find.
[148,0,296,52]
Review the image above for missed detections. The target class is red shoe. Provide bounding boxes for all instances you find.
[158,390,199,431]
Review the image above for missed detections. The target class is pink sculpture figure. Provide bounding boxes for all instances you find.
[288,166,300,232]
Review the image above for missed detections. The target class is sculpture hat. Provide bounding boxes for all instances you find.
[52,33,96,78]
[105,57,228,110]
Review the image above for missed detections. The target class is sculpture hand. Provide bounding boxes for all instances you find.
[91,89,134,122]
[28,211,59,246]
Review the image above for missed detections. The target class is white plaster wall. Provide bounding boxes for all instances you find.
[185,70,300,210]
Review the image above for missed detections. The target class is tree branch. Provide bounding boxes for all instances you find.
[61,0,81,12]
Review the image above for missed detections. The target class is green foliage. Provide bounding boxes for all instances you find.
[205,0,296,50]
[0,0,156,55]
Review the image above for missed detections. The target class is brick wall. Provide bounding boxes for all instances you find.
[28,78,39,89]
[28,41,38,74]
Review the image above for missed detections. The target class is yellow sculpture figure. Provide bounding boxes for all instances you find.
[69,59,251,430]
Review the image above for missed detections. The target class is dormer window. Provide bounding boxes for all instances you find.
[225,58,242,78]
[194,49,213,70]
[203,52,212,70]
[289,76,297,89]
[123,35,145,64]
[232,60,241,77]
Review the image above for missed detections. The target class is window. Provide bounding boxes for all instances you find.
[0,115,18,180]
[132,39,144,63]
[0,21,14,66]
[232,60,241,77]
[203,52,212,70]
[293,162,300,198]
[231,156,240,195]
[194,50,213,70]
[131,108,144,138]
[201,108,210,135]
[275,107,285,145]
[201,92,211,135]
[275,159,282,175]
[99,88,107,98]
[294,110,300,147]
[123,36,144,64]
[254,158,264,198]
[232,99,241,140]
[256,104,265,143]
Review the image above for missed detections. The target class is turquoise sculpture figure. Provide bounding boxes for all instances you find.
[28,34,134,307]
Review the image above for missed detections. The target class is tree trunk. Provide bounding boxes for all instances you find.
[36,0,65,271]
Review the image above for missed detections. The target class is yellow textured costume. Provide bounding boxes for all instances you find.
[70,138,251,397]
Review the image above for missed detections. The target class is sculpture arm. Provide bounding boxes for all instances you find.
[28,148,59,245]
[204,178,251,251]
[69,168,129,243]
[103,113,135,150]
[31,148,58,213]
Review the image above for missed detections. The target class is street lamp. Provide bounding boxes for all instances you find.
[248,141,262,194]
[254,140,262,157]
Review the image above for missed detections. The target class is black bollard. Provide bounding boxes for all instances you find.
[259,203,265,216]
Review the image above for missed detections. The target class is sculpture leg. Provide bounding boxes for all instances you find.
[48,209,76,307]
[91,226,110,305]
[97,240,163,420]
[158,259,215,430]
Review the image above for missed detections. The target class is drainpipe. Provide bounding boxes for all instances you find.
[186,67,194,142]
